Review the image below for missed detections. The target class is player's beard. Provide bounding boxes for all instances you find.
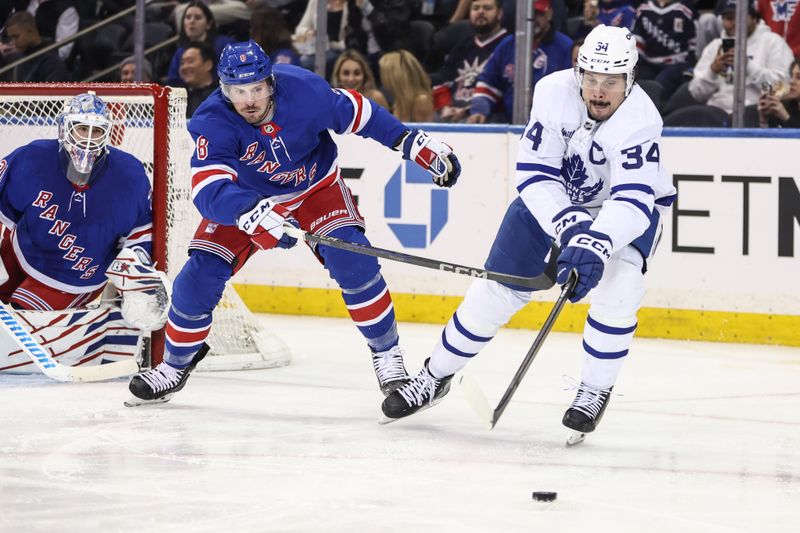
[246,97,275,125]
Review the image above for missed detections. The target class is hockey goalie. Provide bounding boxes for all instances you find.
[0,92,169,380]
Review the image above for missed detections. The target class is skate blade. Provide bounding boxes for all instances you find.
[565,430,586,447]
[124,393,174,407]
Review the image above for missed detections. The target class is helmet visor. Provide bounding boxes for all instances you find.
[221,79,275,105]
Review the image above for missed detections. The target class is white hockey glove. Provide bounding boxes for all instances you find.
[237,198,300,250]
[397,129,461,188]
[106,247,171,331]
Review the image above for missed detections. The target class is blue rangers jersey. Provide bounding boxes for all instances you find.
[188,64,408,225]
[633,0,696,65]
[471,31,573,121]
[516,69,676,256]
[0,140,153,293]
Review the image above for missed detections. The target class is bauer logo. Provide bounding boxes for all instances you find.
[383,161,448,248]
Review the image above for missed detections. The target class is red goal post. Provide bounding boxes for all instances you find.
[0,82,290,371]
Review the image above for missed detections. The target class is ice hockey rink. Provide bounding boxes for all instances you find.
[1,313,798,533]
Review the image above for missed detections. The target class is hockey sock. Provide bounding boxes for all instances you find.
[164,306,212,368]
[580,314,637,389]
[429,310,494,378]
[340,272,398,352]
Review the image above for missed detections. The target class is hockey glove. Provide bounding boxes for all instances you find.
[556,230,613,303]
[106,247,171,331]
[552,207,593,248]
[399,129,461,188]
[237,198,300,250]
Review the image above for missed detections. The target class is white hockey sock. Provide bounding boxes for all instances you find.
[429,279,531,378]
[580,314,637,389]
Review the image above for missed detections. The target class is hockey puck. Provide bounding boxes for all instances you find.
[531,491,557,502]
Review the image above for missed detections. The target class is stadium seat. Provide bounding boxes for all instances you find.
[663,104,730,127]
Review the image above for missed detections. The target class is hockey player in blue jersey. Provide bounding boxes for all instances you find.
[0,93,168,332]
[126,40,461,406]
[382,26,677,445]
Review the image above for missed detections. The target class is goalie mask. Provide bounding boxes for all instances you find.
[57,92,113,186]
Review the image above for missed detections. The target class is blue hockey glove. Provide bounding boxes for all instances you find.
[237,198,299,250]
[400,129,461,188]
[556,230,613,303]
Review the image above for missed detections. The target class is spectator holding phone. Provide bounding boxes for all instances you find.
[689,0,794,115]
[758,60,800,127]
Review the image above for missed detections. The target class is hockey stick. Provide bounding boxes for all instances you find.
[0,301,139,382]
[283,225,557,290]
[458,270,578,429]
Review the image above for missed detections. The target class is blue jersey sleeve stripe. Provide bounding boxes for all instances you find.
[583,340,629,360]
[453,312,493,342]
[516,162,560,176]
[517,175,562,193]
[614,196,652,217]
[587,315,638,335]
[610,183,654,196]
[655,193,677,207]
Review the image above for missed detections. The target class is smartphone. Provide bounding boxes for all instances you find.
[722,37,735,52]
[761,82,773,95]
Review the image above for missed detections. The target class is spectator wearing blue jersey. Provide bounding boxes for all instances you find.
[250,7,301,67]
[576,0,637,38]
[468,0,572,123]
[166,1,235,87]
[633,0,697,95]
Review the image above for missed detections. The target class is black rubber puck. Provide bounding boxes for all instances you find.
[531,491,557,502]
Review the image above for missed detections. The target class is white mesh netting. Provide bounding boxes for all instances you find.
[0,84,290,371]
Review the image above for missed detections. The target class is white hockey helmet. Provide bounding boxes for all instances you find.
[57,92,113,183]
[575,24,638,97]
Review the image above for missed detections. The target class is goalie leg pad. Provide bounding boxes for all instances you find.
[318,226,399,353]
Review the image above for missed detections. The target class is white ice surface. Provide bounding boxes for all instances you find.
[1,314,798,533]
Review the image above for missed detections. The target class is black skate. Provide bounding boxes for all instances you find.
[124,343,210,407]
[563,381,612,446]
[372,344,410,396]
[379,358,453,424]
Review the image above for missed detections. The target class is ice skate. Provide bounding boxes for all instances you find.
[124,344,210,407]
[372,344,410,396]
[563,381,612,446]
[379,358,453,424]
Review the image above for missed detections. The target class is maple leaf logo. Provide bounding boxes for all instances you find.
[561,154,603,203]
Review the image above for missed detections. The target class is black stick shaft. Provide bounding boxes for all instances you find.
[298,230,557,291]
[490,271,578,429]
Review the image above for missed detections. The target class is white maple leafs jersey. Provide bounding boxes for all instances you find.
[516,68,676,254]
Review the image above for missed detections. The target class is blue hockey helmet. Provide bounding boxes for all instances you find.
[57,92,113,185]
[218,40,274,88]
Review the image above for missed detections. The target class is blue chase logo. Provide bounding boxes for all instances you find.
[384,161,448,248]
[561,154,603,204]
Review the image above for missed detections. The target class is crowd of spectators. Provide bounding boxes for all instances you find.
[0,0,797,127]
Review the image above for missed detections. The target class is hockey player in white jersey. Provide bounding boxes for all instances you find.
[381,25,677,444]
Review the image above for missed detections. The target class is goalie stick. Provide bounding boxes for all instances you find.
[458,270,578,429]
[283,225,558,290]
[0,301,139,382]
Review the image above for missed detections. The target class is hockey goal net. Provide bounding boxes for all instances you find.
[0,83,290,371]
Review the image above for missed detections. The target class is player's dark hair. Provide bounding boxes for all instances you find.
[184,40,217,67]
[179,1,219,47]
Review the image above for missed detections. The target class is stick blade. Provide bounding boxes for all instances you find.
[456,373,494,430]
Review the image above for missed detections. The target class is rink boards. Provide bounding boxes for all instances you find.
[233,126,800,347]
